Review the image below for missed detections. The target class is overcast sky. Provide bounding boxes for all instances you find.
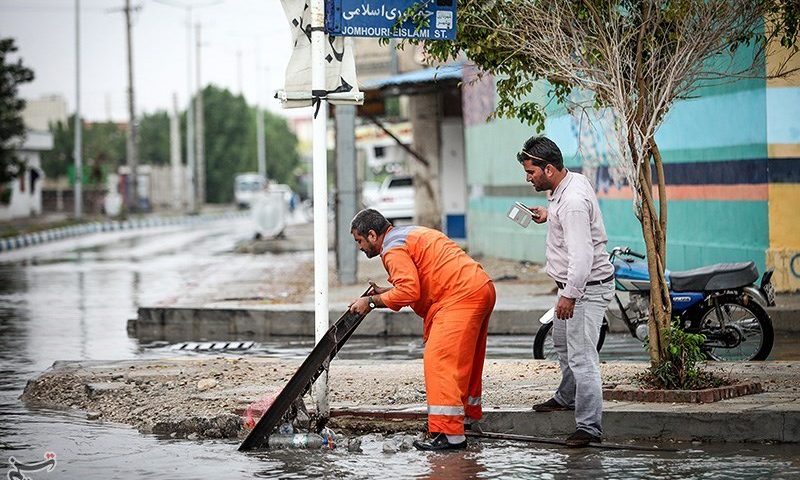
[0,0,305,121]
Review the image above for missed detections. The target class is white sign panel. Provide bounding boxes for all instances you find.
[277,0,363,108]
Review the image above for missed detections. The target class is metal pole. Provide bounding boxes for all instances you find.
[125,0,139,212]
[335,104,357,285]
[170,93,182,211]
[256,44,266,179]
[185,7,196,213]
[74,0,82,219]
[310,0,329,418]
[195,23,205,208]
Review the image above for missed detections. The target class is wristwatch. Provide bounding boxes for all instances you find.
[368,295,377,309]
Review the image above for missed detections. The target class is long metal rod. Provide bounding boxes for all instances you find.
[74,0,82,219]
[468,430,678,452]
[310,0,329,421]
[239,288,373,451]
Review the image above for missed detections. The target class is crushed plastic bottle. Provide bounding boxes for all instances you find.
[278,422,294,435]
[268,433,325,449]
[320,427,336,449]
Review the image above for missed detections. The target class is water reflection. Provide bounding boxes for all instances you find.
[1,221,800,478]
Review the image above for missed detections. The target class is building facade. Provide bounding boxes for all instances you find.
[462,53,800,292]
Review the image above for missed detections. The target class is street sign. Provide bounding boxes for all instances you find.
[325,0,456,40]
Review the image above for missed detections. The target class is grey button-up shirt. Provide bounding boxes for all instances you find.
[545,171,614,299]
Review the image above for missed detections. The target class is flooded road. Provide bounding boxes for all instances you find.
[1,217,799,479]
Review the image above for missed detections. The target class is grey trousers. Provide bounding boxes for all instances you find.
[552,282,614,438]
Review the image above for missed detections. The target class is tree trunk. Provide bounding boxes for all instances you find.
[636,140,672,366]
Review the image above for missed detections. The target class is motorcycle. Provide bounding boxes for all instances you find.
[533,246,776,361]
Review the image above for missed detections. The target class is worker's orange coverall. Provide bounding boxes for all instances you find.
[377,225,495,435]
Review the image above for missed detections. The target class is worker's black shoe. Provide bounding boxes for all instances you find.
[532,398,572,412]
[565,429,601,448]
[464,421,482,433]
[413,433,467,451]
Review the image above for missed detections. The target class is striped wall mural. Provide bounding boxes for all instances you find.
[461,53,800,291]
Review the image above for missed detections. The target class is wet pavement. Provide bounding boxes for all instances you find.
[2,215,800,478]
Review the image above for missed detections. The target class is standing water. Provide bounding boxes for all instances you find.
[1,220,798,479]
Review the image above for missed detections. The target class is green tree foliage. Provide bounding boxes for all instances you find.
[138,111,170,165]
[42,85,300,203]
[200,85,300,203]
[0,37,34,188]
[41,116,126,182]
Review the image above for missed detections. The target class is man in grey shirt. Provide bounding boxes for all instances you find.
[518,135,615,447]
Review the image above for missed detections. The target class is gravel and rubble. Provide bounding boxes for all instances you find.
[20,357,798,440]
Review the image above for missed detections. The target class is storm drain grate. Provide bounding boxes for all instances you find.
[174,341,255,351]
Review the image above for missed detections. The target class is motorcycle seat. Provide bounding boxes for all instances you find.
[669,261,758,292]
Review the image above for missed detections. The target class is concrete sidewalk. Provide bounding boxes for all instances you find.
[130,222,800,342]
[21,357,800,443]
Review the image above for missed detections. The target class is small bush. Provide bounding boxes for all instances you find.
[637,322,729,390]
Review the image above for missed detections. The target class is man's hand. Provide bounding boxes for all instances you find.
[368,281,390,295]
[348,296,372,315]
[530,206,547,224]
[555,295,576,320]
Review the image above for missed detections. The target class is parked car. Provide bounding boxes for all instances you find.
[371,174,414,222]
[234,173,266,209]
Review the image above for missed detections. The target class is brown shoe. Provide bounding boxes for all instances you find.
[532,398,572,412]
[565,429,601,447]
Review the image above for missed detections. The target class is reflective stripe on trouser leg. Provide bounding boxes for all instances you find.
[465,282,493,421]
[424,282,495,434]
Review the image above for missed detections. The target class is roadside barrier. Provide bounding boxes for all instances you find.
[0,212,248,252]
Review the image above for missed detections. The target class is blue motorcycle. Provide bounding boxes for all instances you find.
[533,246,776,361]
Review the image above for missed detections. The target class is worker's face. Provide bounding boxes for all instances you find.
[522,159,554,192]
[352,229,380,258]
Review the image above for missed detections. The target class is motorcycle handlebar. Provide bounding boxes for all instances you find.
[612,247,646,259]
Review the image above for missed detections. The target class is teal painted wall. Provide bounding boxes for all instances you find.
[468,196,768,272]
[465,80,771,272]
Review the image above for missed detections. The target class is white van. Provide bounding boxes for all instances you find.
[234,173,266,209]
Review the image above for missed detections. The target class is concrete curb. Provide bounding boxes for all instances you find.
[0,212,248,252]
[327,404,800,443]
[130,302,798,343]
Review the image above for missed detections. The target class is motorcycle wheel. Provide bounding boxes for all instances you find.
[532,316,608,360]
[693,297,774,361]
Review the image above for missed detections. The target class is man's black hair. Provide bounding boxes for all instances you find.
[517,135,564,171]
[351,208,391,237]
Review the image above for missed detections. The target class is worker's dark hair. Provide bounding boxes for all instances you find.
[351,209,391,237]
[517,135,564,171]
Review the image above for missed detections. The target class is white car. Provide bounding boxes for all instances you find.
[371,175,414,222]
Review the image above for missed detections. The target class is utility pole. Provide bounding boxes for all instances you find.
[170,93,182,211]
[124,0,139,212]
[74,0,82,219]
[185,6,196,213]
[256,45,266,179]
[195,23,206,208]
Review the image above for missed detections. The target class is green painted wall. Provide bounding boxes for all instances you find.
[468,196,768,273]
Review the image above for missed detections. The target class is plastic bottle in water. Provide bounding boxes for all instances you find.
[268,433,325,449]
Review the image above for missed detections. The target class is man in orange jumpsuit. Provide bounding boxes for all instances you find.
[348,209,496,451]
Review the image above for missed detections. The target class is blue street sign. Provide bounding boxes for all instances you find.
[325,0,456,40]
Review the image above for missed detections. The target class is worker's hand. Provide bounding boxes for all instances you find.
[348,296,372,316]
[555,295,576,320]
[368,281,390,295]
[530,206,547,224]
